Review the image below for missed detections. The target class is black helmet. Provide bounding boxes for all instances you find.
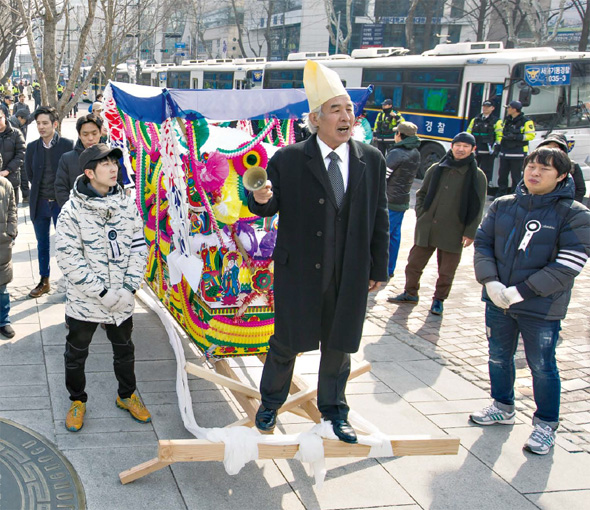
[382,99,393,107]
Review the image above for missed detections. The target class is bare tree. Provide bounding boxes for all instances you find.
[324,0,353,53]
[404,0,443,54]
[571,0,589,51]
[450,0,494,41]
[0,0,27,83]
[492,0,568,47]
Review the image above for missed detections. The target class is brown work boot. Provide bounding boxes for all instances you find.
[116,393,152,423]
[29,277,50,298]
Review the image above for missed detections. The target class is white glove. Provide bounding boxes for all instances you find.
[99,289,119,310]
[485,281,510,309]
[502,286,524,306]
[110,289,135,313]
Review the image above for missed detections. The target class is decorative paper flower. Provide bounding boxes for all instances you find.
[252,269,273,293]
[193,151,229,193]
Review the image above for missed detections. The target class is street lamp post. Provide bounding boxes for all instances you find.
[136,0,141,83]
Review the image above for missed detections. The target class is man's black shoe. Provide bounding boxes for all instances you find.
[330,419,358,444]
[0,325,15,338]
[255,405,277,433]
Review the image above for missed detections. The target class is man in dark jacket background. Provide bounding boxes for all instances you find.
[248,60,389,444]
[0,110,26,205]
[389,132,487,316]
[25,106,74,298]
[470,147,590,455]
[55,114,103,207]
[385,121,420,279]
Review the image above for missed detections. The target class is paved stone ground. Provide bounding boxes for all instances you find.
[368,186,590,453]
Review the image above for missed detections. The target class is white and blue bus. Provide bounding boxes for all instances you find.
[262,42,590,178]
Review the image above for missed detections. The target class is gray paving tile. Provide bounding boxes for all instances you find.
[371,361,447,402]
[412,399,491,415]
[63,446,186,510]
[361,339,430,362]
[525,489,590,510]
[402,360,489,400]
[380,446,539,510]
[276,456,414,509]
[457,424,590,492]
[171,459,305,510]
[0,363,47,387]
[56,429,157,451]
[0,410,56,442]
[0,325,44,365]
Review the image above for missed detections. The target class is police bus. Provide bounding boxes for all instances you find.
[262,42,590,178]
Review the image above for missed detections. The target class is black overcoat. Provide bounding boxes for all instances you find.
[248,134,389,354]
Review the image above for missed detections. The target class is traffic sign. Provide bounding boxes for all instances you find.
[174,42,186,49]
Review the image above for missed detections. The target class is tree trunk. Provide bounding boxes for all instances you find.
[477,0,488,40]
[579,2,589,51]
[405,0,420,54]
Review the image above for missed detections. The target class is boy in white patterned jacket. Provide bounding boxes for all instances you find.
[56,144,150,432]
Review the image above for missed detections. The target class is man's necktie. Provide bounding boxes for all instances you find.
[327,151,345,207]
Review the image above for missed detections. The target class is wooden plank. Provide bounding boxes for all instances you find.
[119,457,173,485]
[214,359,260,421]
[185,362,261,399]
[156,435,460,463]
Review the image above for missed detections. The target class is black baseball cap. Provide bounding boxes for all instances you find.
[505,100,522,110]
[482,100,494,106]
[79,143,122,171]
[382,99,393,107]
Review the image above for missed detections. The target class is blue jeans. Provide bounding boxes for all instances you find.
[486,303,561,427]
[0,284,10,327]
[388,210,406,277]
[32,199,61,278]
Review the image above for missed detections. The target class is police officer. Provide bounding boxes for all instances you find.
[373,99,404,156]
[496,100,535,196]
[467,100,502,190]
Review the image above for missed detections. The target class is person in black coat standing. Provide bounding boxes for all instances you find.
[25,106,74,298]
[385,121,421,278]
[248,60,389,443]
[0,111,26,205]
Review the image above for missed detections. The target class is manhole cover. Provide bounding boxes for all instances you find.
[0,418,86,509]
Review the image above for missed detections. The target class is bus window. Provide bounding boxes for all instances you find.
[467,83,485,120]
[570,62,590,128]
[361,68,403,108]
[168,71,190,89]
[203,71,234,89]
[264,69,304,89]
[403,86,459,114]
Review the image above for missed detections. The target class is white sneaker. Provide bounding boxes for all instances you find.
[470,403,515,426]
[524,424,555,455]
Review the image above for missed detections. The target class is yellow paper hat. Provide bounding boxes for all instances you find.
[303,60,348,111]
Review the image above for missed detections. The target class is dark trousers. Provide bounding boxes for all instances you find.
[498,157,524,196]
[20,173,29,198]
[32,198,60,277]
[405,244,462,301]
[64,316,136,403]
[476,153,495,186]
[259,278,351,421]
[376,140,393,157]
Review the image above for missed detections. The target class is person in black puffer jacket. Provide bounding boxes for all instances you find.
[0,110,26,205]
[537,133,586,204]
[385,121,421,278]
[471,147,590,455]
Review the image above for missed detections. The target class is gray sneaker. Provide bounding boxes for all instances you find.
[470,403,515,426]
[524,424,555,455]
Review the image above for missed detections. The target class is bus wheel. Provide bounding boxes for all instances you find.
[418,143,446,179]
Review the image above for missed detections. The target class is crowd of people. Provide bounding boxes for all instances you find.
[0,66,588,456]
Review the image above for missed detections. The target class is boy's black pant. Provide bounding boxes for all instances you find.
[64,316,136,402]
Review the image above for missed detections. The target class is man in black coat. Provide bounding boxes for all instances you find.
[248,60,389,443]
[0,110,26,205]
[55,114,103,207]
[25,106,74,298]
